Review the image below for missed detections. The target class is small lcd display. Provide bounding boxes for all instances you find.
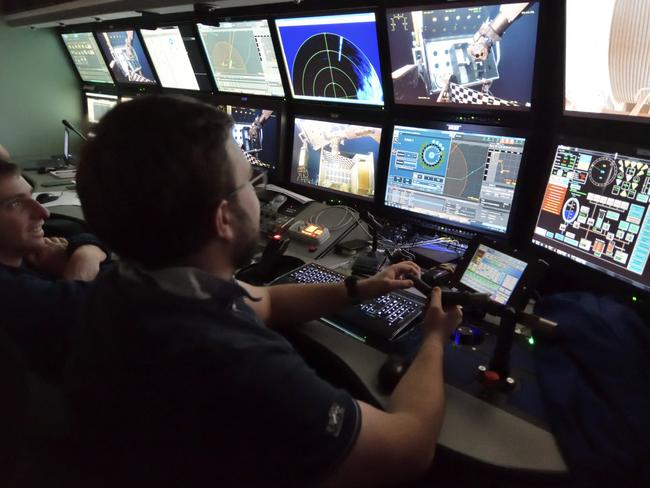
[460,244,527,304]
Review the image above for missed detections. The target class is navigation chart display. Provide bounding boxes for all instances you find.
[533,145,650,291]
[276,13,384,105]
[386,2,539,109]
[385,124,525,233]
[197,20,285,97]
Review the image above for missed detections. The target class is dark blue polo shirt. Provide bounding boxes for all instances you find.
[65,263,360,487]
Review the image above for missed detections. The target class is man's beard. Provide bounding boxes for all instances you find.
[231,207,259,270]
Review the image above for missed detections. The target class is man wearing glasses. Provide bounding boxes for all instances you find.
[68,95,462,487]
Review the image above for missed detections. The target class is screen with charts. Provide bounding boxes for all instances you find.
[385,124,525,233]
[460,244,527,304]
[97,31,157,84]
[215,105,279,170]
[61,32,114,84]
[290,117,382,200]
[386,2,539,109]
[197,20,285,97]
[140,27,199,90]
[565,0,650,121]
[86,93,118,124]
[276,13,384,106]
[533,145,650,291]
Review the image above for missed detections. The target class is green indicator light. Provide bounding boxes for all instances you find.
[528,337,535,346]
[632,296,638,302]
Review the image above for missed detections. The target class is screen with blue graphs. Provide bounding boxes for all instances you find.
[290,117,382,200]
[276,13,384,106]
[533,144,650,291]
[385,124,525,233]
[387,2,539,109]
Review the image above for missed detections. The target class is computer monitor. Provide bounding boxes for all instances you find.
[384,123,526,233]
[387,2,539,109]
[533,143,650,292]
[197,20,285,97]
[96,30,157,85]
[216,104,279,170]
[86,93,118,124]
[140,27,199,90]
[565,0,650,121]
[290,116,382,200]
[61,32,114,84]
[276,12,384,106]
[459,243,528,305]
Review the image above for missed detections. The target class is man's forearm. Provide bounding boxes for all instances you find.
[387,333,446,452]
[265,281,351,328]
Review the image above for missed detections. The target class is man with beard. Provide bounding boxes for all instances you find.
[67,96,462,487]
[0,157,107,381]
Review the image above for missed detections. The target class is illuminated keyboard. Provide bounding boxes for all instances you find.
[274,263,424,342]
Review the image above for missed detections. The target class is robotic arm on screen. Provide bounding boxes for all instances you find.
[468,2,532,61]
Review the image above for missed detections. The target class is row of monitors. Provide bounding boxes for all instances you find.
[85,93,650,293]
[64,4,543,110]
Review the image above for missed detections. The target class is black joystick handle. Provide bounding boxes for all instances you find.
[406,273,492,308]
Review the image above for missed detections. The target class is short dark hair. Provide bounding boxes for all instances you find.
[77,95,235,268]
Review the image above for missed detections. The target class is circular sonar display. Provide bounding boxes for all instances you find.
[292,33,383,103]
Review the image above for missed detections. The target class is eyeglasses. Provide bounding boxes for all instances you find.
[223,169,268,201]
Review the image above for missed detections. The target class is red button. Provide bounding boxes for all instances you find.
[482,370,501,386]
[308,245,317,253]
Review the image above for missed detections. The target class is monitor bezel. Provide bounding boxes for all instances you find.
[274,9,386,108]
[380,119,529,238]
[138,25,202,92]
[59,31,115,86]
[530,133,650,294]
[94,29,161,87]
[209,93,287,175]
[385,0,541,113]
[84,92,119,125]
[195,18,287,99]
[284,110,387,207]
[562,0,650,125]
[451,235,533,309]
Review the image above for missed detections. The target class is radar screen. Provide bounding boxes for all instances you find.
[385,124,525,233]
[386,2,539,109]
[290,117,382,199]
[533,145,650,291]
[276,13,384,105]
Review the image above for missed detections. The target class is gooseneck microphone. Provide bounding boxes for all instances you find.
[62,119,88,142]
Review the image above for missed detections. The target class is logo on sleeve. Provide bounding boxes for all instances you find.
[326,403,345,438]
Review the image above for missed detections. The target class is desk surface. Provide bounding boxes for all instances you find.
[25,173,568,475]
